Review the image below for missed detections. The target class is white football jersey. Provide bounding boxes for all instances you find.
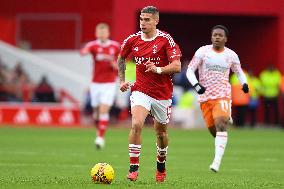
[188,45,243,102]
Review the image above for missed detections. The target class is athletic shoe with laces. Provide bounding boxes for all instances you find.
[127,171,138,181]
[156,170,166,182]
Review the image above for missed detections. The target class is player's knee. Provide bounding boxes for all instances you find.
[131,121,143,134]
[215,122,227,131]
[215,118,228,131]
[216,124,226,131]
[130,126,142,135]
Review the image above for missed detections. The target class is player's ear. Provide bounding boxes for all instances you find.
[155,18,159,25]
[153,14,159,25]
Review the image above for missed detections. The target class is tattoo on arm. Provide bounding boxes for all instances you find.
[118,56,126,82]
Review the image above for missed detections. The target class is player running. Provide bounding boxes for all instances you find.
[118,6,182,182]
[81,23,120,149]
[186,25,249,172]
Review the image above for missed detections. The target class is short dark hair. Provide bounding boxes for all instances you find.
[211,25,229,37]
[141,6,159,18]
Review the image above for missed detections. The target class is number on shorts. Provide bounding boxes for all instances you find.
[219,100,229,112]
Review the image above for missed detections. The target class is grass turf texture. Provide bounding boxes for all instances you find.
[0,126,283,189]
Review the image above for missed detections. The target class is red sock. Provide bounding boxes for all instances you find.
[97,120,108,137]
[129,144,141,172]
[157,155,166,163]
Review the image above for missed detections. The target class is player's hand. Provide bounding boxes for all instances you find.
[242,83,249,93]
[120,81,131,92]
[193,83,206,94]
[145,59,157,73]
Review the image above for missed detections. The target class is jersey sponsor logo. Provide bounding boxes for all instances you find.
[205,64,228,73]
[134,56,144,65]
[134,57,161,65]
[96,53,114,61]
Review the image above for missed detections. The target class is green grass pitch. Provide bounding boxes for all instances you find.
[0,126,283,189]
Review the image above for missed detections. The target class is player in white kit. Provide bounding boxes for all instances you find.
[186,25,249,172]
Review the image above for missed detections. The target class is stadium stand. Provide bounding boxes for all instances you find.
[0,41,87,126]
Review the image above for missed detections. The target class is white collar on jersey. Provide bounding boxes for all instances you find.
[96,39,111,47]
[141,29,159,41]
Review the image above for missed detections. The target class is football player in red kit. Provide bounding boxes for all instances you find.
[81,23,120,149]
[117,6,182,182]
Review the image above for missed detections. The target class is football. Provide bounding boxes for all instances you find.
[90,163,115,184]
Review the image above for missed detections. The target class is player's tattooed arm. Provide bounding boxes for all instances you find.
[117,55,130,92]
[118,55,126,82]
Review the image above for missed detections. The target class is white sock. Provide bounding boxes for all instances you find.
[214,131,228,163]
[156,144,168,163]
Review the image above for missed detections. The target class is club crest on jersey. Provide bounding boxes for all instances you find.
[98,47,103,53]
[153,45,158,54]
[134,47,139,51]
[109,47,115,55]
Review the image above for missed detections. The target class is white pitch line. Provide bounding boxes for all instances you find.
[230,168,284,173]
[0,150,86,157]
[0,162,87,168]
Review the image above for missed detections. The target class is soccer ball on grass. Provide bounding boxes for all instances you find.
[90,163,114,184]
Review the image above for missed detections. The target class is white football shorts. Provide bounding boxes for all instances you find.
[89,82,117,107]
[130,91,172,124]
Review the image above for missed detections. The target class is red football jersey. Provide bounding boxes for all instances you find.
[83,39,120,83]
[120,30,182,100]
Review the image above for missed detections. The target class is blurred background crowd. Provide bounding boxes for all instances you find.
[0,0,284,128]
[0,55,283,128]
[0,59,56,103]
